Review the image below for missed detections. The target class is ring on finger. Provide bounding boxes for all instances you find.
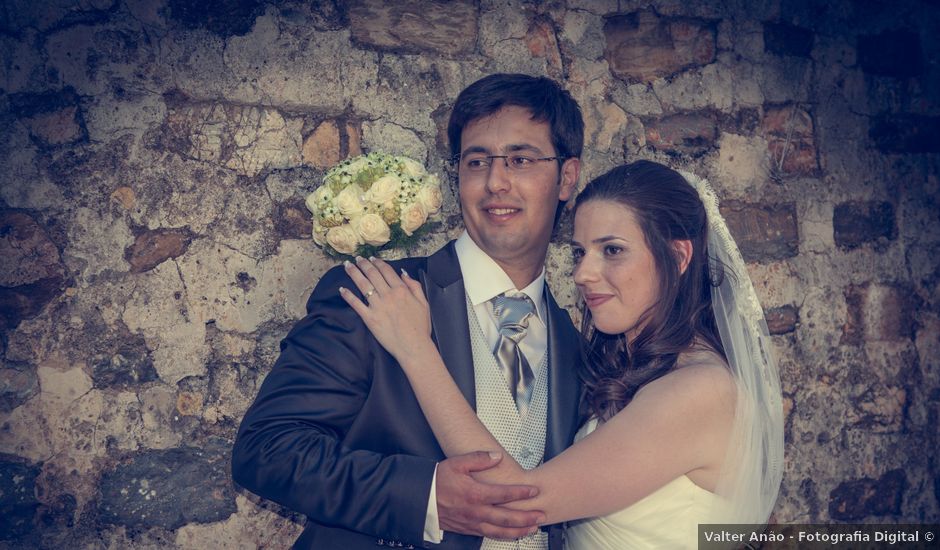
[365,287,376,298]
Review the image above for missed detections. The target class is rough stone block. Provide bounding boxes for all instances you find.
[858,30,924,78]
[842,283,921,344]
[302,120,362,169]
[853,385,907,429]
[98,441,236,530]
[274,198,313,241]
[167,0,265,38]
[869,114,940,154]
[161,101,303,178]
[0,364,39,413]
[763,104,818,176]
[302,120,341,169]
[176,391,204,416]
[9,88,87,148]
[833,201,896,250]
[0,211,65,287]
[0,211,67,329]
[829,469,906,520]
[715,133,771,197]
[23,106,85,147]
[0,456,41,540]
[604,10,717,83]
[763,22,814,58]
[526,17,564,80]
[90,336,158,390]
[765,304,798,335]
[720,201,799,262]
[124,228,192,274]
[348,0,478,56]
[645,112,717,156]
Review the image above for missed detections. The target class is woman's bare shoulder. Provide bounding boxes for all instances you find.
[635,350,735,408]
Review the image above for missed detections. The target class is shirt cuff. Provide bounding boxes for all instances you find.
[423,463,444,543]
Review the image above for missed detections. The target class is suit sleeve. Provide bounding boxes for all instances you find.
[231,265,436,544]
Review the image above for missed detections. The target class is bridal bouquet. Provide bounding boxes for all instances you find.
[305,152,444,258]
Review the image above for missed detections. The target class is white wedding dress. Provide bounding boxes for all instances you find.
[563,418,731,550]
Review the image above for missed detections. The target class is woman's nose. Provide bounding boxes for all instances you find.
[573,254,599,285]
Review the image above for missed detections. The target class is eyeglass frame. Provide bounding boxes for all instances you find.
[449,153,569,174]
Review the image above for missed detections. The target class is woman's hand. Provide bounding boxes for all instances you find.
[339,256,433,361]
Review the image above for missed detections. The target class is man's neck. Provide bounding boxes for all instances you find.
[492,256,545,291]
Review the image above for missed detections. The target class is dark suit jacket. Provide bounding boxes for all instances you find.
[231,242,583,549]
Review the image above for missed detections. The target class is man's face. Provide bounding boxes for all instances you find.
[457,106,579,274]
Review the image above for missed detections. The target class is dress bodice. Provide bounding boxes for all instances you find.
[564,418,730,550]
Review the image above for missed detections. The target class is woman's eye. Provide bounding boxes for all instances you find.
[571,248,585,263]
[604,245,623,256]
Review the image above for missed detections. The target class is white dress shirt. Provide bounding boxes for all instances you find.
[424,231,549,542]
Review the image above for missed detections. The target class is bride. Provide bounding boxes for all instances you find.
[340,160,784,548]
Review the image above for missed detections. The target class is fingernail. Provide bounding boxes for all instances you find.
[343,260,351,268]
[488,451,501,460]
[401,268,410,278]
[369,256,376,261]
[338,286,347,293]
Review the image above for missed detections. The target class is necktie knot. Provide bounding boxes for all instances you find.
[493,292,536,341]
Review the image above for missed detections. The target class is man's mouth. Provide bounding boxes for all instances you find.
[486,207,520,216]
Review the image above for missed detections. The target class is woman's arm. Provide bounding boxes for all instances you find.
[339,257,523,479]
[341,258,736,524]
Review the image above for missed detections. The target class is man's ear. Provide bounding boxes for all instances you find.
[558,158,580,201]
[673,239,693,275]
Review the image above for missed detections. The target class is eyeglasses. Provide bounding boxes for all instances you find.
[453,154,566,174]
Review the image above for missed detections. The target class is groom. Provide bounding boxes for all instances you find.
[232,74,584,549]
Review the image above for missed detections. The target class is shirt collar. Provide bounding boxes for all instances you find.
[454,231,546,320]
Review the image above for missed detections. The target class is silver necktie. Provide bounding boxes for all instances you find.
[492,292,536,415]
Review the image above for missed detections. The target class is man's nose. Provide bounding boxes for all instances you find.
[484,157,512,194]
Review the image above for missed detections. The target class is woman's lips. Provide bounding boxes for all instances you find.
[583,293,613,308]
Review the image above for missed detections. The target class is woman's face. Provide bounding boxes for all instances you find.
[572,200,661,338]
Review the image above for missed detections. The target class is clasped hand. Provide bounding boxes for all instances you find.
[339,256,433,361]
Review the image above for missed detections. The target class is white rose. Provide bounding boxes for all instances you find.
[312,220,327,246]
[366,174,402,205]
[305,185,333,214]
[400,202,428,236]
[354,213,391,246]
[343,156,370,174]
[325,224,360,255]
[399,157,426,178]
[334,184,365,218]
[416,184,443,214]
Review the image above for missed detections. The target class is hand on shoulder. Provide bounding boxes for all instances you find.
[338,256,435,360]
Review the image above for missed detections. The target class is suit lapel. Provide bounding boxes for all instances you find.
[420,241,582,447]
[543,288,582,461]
[422,242,476,410]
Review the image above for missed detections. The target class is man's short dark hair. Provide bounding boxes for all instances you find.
[447,74,584,161]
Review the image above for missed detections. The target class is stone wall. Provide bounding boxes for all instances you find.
[1,0,938,547]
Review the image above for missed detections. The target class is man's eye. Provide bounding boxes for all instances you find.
[509,156,534,168]
[465,158,489,169]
